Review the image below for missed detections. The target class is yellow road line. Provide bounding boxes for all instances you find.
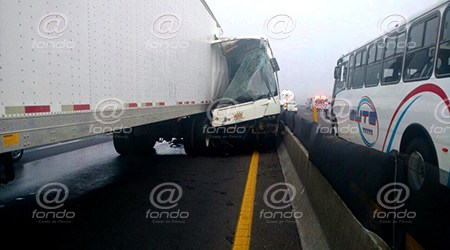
[232,151,260,250]
[406,233,424,250]
[313,106,318,123]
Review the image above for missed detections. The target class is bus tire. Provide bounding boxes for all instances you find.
[404,137,439,190]
[193,116,211,156]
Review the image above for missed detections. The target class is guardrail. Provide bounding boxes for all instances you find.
[278,110,450,249]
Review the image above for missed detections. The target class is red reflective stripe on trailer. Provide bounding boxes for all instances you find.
[201,101,205,104]
[143,102,153,107]
[184,101,190,105]
[158,102,165,106]
[191,101,195,104]
[73,104,90,111]
[128,103,138,108]
[177,101,183,105]
[25,105,50,113]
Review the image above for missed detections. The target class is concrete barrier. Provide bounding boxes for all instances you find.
[277,123,389,250]
[284,111,296,131]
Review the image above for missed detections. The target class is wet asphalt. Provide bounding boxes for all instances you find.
[0,135,301,249]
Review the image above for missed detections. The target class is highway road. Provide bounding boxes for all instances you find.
[0,134,301,249]
[2,107,448,249]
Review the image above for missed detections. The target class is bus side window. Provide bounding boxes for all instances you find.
[437,8,450,77]
[352,49,367,89]
[381,32,405,84]
[342,62,348,84]
[404,15,439,81]
[347,54,354,89]
[365,41,382,87]
[334,60,348,95]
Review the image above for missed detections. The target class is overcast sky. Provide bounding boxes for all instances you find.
[207,0,445,103]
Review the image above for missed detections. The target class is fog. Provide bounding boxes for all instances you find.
[207,0,444,104]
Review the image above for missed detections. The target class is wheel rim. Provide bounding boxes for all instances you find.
[408,151,425,191]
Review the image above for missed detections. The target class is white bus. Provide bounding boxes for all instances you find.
[332,1,450,190]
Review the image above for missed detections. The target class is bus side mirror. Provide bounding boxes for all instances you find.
[334,66,341,80]
[270,58,280,72]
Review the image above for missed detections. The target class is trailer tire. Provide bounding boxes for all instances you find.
[113,131,134,155]
[113,130,156,156]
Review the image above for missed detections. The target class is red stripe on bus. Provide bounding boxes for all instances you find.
[381,83,450,152]
[25,105,50,113]
[74,104,90,111]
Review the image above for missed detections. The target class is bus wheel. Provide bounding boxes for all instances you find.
[405,137,438,191]
[193,116,212,156]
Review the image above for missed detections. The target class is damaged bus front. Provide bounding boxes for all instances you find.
[210,38,281,143]
[182,38,281,155]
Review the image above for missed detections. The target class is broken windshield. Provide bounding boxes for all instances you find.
[220,41,277,104]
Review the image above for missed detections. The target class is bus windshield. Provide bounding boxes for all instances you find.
[217,39,278,104]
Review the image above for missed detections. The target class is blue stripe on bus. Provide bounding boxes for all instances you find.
[385,96,422,153]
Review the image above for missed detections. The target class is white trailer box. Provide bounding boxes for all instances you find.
[0,0,222,155]
[0,0,281,183]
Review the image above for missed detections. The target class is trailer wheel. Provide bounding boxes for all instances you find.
[404,137,439,190]
[113,130,156,155]
[113,131,134,155]
[134,135,157,155]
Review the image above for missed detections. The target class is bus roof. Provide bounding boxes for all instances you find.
[340,0,450,59]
